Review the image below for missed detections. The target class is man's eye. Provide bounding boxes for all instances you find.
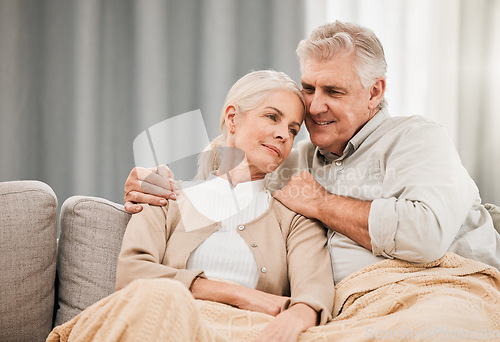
[327,89,342,96]
[289,128,298,136]
[302,87,314,94]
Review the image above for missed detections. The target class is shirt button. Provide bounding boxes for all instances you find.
[237,225,245,231]
[335,160,343,166]
[251,243,257,248]
[261,267,267,273]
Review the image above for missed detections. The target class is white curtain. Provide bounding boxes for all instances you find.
[0,0,304,205]
[305,0,500,205]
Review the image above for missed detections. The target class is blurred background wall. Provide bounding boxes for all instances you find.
[1,0,499,207]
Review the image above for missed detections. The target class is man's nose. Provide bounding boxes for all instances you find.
[308,92,328,115]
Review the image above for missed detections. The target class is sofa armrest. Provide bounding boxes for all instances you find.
[0,180,58,342]
[54,196,131,326]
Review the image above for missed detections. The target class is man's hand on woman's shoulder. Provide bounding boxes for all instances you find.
[124,164,178,213]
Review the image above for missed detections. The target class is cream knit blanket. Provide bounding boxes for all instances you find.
[47,253,500,341]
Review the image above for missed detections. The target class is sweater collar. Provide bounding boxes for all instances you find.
[174,172,268,232]
[206,171,267,194]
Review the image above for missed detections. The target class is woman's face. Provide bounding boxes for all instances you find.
[225,89,304,179]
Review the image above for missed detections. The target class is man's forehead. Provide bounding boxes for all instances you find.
[301,71,347,88]
[300,57,357,87]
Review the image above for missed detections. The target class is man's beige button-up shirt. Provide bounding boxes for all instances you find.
[267,108,500,284]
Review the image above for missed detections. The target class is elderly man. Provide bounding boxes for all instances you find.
[124,21,500,285]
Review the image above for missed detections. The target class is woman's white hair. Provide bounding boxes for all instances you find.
[195,70,305,180]
[296,21,387,109]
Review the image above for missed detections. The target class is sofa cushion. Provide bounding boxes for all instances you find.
[54,196,131,326]
[0,180,58,342]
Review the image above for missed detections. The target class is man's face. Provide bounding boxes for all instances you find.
[301,53,378,155]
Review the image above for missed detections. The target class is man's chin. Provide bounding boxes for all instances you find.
[309,135,330,149]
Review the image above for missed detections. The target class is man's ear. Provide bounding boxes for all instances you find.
[368,78,386,110]
[224,105,237,132]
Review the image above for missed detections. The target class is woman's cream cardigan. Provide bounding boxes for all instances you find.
[116,193,335,324]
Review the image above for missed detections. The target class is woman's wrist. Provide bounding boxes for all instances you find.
[281,303,318,331]
[256,303,318,341]
[190,278,241,306]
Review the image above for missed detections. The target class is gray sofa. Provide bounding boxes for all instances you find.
[1,180,500,342]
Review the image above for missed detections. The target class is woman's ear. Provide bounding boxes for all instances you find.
[225,105,237,133]
[368,78,386,110]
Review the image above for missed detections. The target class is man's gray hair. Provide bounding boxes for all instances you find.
[297,21,387,109]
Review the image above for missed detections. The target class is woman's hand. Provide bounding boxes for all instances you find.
[124,165,178,213]
[231,286,289,317]
[255,303,318,342]
[190,278,288,316]
[190,279,318,341]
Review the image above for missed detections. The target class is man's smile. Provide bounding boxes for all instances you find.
[310,118,335,126]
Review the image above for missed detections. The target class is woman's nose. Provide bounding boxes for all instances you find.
[274,124,288,141]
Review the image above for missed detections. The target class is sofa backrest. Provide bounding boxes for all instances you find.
[54,196,131,326]
[0,180,58,342]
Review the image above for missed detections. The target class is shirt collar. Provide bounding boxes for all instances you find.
[317,108,390,163]
[348,107,390,151]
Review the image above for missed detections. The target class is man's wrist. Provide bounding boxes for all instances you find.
[314,191,336,223]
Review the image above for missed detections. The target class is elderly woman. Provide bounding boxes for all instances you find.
[47,70,334,342]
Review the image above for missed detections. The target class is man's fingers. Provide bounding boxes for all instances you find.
[135,168,172,190]
[125,166,178,210]
[124,201,143,214]
[272,190,283,200]
[157,164,175,179]
[125,191,170,207]
[272,190,294,211]
[141,172,179,194]
[138,180,177,199]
